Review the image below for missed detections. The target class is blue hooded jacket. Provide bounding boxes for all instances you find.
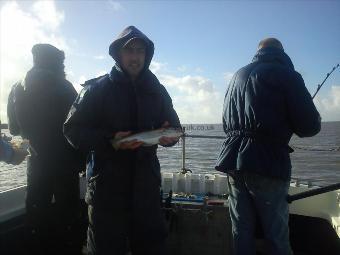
[215,47,321,180]
[64,26,181,206]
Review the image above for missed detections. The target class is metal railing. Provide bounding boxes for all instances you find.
[1,124,340,202]
[180,127,225,174]
[178,127,340,202]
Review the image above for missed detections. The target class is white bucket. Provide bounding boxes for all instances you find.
[204,174,215,194]
[214,174,229,195]
[186,173,204,194]
[161,172,173,193]
[173,173,187,193]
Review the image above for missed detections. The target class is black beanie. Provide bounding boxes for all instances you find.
[32,44,65,67]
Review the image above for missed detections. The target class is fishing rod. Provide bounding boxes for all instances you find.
[287,182,340,203]
[312,63,340,99]
[286,64,340,202]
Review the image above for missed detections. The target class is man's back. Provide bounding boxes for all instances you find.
[6,43,82,254]
[216,46,320,180]
[217,38,321,255]
[13,67,77,159]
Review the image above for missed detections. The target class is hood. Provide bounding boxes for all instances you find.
[252,47,295,70]
[32,44,65,69]
[109,26,154,70]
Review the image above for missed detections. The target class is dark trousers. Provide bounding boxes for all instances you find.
[86,164,167,255]
[25,155,81,254]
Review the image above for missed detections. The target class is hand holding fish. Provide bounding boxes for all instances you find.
[159,136,179,146]
[10,139,29,165]
[11,147,29,165]
[159,121,180,146]
[111,123,183,149]
[114,131,143,150]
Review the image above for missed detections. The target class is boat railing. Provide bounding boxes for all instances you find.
[180,130,226,174]
[178,127,340,203]
[1,124,339,202]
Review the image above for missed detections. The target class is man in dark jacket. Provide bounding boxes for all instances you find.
[215,38,321,255]
[64,26,181,255]
[7,44,81,254]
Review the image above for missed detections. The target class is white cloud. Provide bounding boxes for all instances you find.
[67,70,75,78]
[177,65,187,72]
[0,1,68,122]
[94,55,107,60]
[72,75,87,93]
[315,85,340,121]
[161,75,214,94]
[177,65,204,74]
[69,75,88,93]
[149,61,223,123]
[32,1,64,30]
[96,70,107,77]
[195,67,203,73]
[107,1,124,11]
[150,61,167,74]
[158,74,223,124]
[70,71,107,93]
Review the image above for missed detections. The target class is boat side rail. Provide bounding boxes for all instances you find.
[287,183,340,203]
[179,129,225,174]
[0,123,8,129]
[179,129,340,203]
[1,125,339,202]
[0,185,26,223]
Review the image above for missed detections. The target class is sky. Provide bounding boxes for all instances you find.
[0,0,339,124]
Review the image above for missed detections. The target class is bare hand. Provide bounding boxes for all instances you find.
[159,136,179,146]
[11,148,28,165]
[161,121,170,128]
[159,121,179,146]
[114,131,143,150]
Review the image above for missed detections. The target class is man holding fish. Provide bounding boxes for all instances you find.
[64,26,181,255]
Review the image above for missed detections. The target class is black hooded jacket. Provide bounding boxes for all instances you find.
[63,26,181,205]
[109,26,154,69]
[215,47,321,180]
[8,66,77,165]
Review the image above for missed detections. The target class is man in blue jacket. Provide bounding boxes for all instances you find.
[216,38,321,255]
[64,26,181,255]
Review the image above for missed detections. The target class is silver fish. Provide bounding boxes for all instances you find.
[111,128,183,148]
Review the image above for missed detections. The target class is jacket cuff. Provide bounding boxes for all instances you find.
[1,140,14,164]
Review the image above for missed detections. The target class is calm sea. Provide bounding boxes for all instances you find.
[1,122,339,192]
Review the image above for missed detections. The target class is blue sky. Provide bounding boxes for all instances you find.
[1,0,339,123]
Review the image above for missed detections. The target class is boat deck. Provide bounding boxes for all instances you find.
[1,185,340,255]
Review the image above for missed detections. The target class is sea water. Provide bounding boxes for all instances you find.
[1,122,339,192]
